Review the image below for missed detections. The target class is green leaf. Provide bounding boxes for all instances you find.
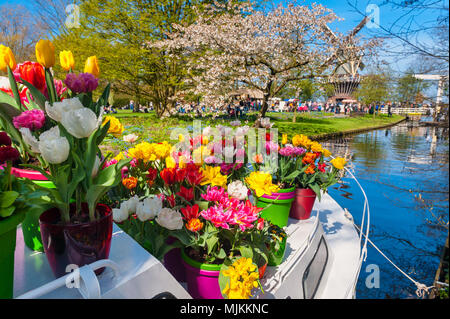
[7,66,23,111]
[0,191,19,208]
[0,206,15,218]
[238,246,253,259]
[205,235,218,255]
[21,78,47,110]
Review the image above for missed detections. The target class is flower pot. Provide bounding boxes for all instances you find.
[39,203,113,278]
[10,167,55,252]
[0,212,25,299]
[289,188,317,220]
[267,236,287,266]
[181,249,267,299]
[256,187,295,228]
[163,237,186,282]
[181,248,223,299]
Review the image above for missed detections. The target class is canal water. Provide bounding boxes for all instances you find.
[322,120,449,299]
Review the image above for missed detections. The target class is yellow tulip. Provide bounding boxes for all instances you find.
[60,50,75,71]
[330,157,347,170]
[84,56,100,78]
[35,39,55,68]
[0,44,17,72]
[281,133,288,145]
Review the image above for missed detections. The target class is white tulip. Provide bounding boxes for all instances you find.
[19,127,40,153]
[122,195,140,214]
[136,196,162,222]
[0,76,10,90]
[45,97,84,122]
[227,180,248,200]
[38,126,70,164]
[60,107,100,139]
[156,208,183,230]
[112,206,129,223]
[123,133,139,143]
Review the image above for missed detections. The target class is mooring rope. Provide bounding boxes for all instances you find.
[344,208,434,298]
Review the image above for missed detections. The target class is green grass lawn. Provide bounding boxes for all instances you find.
[102,110,404,154]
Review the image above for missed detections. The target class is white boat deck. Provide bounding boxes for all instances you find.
[13,193,361,299]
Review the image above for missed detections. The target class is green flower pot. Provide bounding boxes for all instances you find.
[21,181,54,252]
[267,237,287,266]
[256,187,295,228]
[0,212,25,299]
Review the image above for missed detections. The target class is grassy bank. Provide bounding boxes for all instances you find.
[102,110,404,153]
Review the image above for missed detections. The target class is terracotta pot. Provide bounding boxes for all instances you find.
[289,188,317,220]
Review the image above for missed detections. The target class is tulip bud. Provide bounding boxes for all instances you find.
[60,50,75,71]
[84,56,100,78]
[0,44,17,72]
[35,40,55,68]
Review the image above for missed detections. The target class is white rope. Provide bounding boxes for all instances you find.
[344,208,434,298]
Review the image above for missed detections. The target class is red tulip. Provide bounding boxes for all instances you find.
[160,168,177,185]
[148,167,158,181]
[166,194,176,208]
[14,61,46,92]
[180,204,200,220]
[177,186,194,202]
[186,168,203,186]
[175,167,187,183]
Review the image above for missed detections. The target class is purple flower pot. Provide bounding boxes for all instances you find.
[163,237,186,282]
[181,249,223,299]
[39,203,113,278]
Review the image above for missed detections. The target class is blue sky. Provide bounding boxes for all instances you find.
[2,0,446,93]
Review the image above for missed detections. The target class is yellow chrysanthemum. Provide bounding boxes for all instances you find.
[200,165,227,188]
[245,171,280,197]
[330,157,347,170]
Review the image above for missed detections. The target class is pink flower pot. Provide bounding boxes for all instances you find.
[10,167,47,181]
[289,188,317,220]
[181,249,222,299]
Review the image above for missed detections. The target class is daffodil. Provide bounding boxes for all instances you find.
[245,171,280,197]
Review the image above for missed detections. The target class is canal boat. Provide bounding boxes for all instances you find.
[13,167,370,300]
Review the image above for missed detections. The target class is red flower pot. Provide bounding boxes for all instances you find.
[289,188,317,220]
[39,203,113,278]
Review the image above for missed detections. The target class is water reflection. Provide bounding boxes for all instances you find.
[323,121,449,299]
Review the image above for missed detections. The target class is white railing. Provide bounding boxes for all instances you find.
[339,163,371,299]
[379,107,430,114]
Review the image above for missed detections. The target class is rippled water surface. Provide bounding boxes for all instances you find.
[323,120,449,299]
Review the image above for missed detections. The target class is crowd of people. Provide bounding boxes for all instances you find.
[114,98,432,119]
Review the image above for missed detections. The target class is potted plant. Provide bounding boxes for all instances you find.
[171,184,268,299]
[288,134,347,220]
[13,41,129,278]
[0,134,48,298]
